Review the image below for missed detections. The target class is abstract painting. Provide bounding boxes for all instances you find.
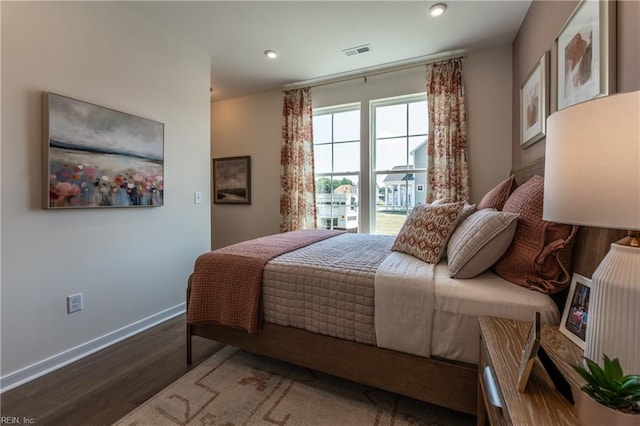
[520,51,549,148]
[43,93,164,209]
[213,156,251,204]
[555,0,616,110]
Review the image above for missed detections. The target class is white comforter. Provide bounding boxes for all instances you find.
[374,258,560,363]
[374,252,436,357]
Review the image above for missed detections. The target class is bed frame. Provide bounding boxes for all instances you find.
[186,157,621,416]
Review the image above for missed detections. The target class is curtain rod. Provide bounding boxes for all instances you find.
[282,49,467,91]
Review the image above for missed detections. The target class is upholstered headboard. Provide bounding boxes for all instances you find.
[510,157,625,279]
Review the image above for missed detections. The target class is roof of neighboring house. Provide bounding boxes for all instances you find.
[383,165,415,183]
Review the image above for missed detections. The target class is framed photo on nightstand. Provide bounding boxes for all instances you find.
[560,273,592,349]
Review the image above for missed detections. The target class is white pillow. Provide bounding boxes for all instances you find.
[447,209,518,278]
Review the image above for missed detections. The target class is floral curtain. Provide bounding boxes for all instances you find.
[280,88,317,232]
[425,58,470,203]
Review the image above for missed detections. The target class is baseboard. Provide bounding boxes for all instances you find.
[0,303,186,393]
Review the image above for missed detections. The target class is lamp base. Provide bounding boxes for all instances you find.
[584,243,640,374]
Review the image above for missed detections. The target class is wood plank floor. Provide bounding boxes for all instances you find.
[1,314,223,426]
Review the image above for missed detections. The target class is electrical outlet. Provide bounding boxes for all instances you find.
[67,293,83,314]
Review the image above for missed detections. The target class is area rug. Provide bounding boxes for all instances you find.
[113,346,475,426]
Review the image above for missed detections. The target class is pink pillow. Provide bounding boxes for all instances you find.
[493,175,578,294]
[477,176,517,210]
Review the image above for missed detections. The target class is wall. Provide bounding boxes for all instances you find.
[210,91,283,248]
[211,45,513,246]
[512,0,640,168]
[1,2,211,388]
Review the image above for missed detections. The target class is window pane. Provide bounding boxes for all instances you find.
[375,137,408,171]
[313,114,332,143]
[408,101,428,135]
[333,142,360,172]
[375,104,407,138]
[314,144,332,173]
[409,136,427,167]
[333,110,360,142]
[316,175,359,231]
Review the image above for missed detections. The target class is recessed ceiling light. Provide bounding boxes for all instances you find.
[428,3,447,17]
[264,50,278,59]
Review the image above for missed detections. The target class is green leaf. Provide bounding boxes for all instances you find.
[603,355,624,380]
[586,358,607,385]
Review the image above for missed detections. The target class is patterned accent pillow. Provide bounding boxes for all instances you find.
[493,175,578,294]
[392,202,464,263]
[477,176,517,210]
[447,209,519,278]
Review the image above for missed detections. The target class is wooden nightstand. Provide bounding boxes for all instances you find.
[478,316,586,425]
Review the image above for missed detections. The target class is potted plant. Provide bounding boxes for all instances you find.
[573,355,640,426]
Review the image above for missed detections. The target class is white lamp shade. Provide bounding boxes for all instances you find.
[543,90,640,230]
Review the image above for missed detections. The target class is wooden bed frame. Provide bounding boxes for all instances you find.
[186,157,621,416]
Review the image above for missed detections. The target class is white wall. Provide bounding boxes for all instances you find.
[211,91,283,249]
[1,2,211,388]
[211,45,513,245]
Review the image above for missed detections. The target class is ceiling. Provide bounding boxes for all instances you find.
[124,1,531,102]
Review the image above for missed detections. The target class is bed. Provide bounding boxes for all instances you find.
[186,158,622,416]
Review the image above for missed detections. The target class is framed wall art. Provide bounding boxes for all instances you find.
[43,92,164,209]
[213,156,251,204]
[560,273,592,350]
[521,51,549,148]
[555,0,616,111]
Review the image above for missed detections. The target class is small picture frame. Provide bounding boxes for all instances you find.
[560,273,592,349]
[212,156,251,205]
[520,51,549,148]
[518,311,541,392]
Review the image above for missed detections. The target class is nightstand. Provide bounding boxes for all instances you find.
[478,316,585,425]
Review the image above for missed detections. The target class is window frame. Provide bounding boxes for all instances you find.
[369,93,428,235]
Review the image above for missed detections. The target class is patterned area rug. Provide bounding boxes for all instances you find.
[114,346,475,426]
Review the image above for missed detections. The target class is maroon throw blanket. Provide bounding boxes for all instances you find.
[187,229,344,333]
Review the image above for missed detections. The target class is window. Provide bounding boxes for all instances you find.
[313,104,360,231]
[312,94,427,235]
[371,94,428,235]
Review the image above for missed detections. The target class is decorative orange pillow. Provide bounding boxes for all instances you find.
[392,202,464,263]
[493,175,578,294]
[477,176,517,210]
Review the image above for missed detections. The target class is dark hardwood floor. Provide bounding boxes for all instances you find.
[1,314,223,425]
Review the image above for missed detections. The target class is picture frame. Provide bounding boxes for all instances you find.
[213,156,251,204]
[560,273,592,350]
[518,311,541,392]
[554,0,616,111]
[520,51,549,148]
[43,92,164,209]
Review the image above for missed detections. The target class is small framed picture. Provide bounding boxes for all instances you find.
[520,51,549,148]
[560,273,592,349]
[518,311,541,392]
[213,156,251,205]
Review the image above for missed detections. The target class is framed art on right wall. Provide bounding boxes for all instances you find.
[555,0,616,111]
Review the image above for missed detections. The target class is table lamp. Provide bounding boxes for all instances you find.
[543,90,640,374]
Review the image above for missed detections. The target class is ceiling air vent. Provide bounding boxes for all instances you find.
[342,44,371,57]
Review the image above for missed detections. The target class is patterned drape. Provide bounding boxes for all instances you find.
[425,58,470,203]
[280,88,317,232]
